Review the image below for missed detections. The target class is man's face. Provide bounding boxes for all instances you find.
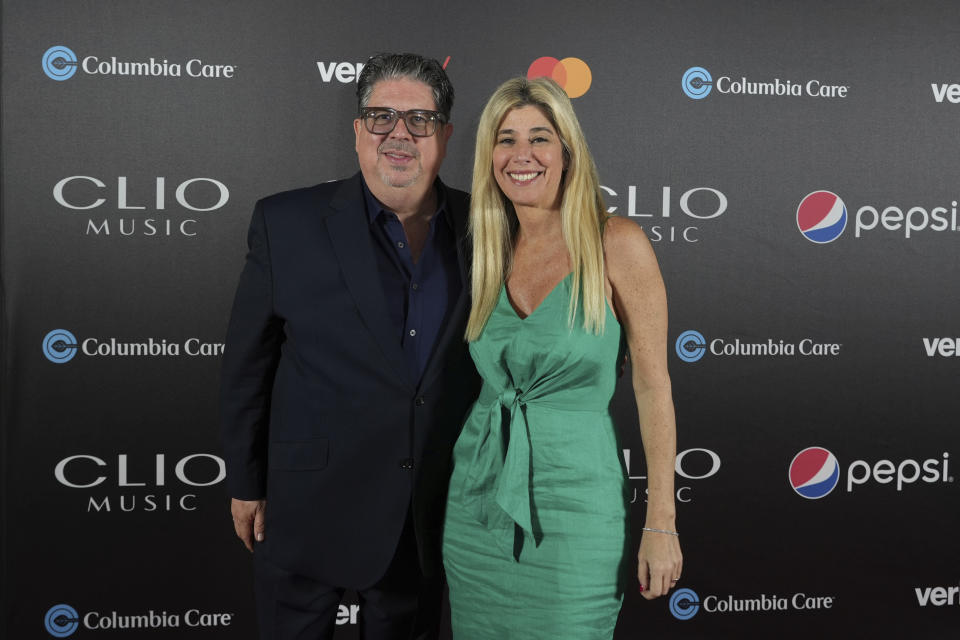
[354,78,452,194]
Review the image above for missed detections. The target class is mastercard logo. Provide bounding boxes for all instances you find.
[527,57,592,98]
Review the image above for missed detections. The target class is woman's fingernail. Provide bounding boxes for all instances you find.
[639,584,645,592]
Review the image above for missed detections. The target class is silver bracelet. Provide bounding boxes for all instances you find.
[641,526,679,537]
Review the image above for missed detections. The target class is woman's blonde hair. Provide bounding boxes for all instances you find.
[465,76,608,341]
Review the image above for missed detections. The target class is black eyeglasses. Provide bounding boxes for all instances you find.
[359,107,446,137]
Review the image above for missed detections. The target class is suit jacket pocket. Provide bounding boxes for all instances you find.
[269,438,329,471]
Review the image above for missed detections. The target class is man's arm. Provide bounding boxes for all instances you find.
[220,201,283,548]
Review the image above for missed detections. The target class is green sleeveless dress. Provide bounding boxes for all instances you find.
[443,273,628,639]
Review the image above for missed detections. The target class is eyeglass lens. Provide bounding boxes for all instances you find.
[363,109,439,136]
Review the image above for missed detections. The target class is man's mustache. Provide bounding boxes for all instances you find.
[378,140,419,157]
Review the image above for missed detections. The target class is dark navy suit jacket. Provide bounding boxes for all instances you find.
[220,172,479,588]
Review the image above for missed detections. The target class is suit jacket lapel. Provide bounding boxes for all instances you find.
[323,173,415,391]
[419,181,470,392]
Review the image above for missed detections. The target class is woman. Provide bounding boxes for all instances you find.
[442,76,682,639]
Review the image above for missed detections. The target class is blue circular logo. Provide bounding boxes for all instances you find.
[682,67,712,99]
[670,588,701,620]
[42,46,78,81]
[675,330,706,363]
[44,604,79,637]
[43,329,79,363]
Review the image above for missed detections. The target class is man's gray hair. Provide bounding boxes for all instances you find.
[356,53,454,121]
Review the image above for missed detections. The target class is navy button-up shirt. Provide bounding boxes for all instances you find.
[362,178,461,382]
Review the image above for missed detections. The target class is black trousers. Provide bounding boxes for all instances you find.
[254,513,440,640]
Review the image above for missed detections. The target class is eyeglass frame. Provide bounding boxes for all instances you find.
[358,107,448,137]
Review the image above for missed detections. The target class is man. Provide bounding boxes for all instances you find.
[220,53,478,639]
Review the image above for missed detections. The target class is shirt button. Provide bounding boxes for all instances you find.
[399,458,415,469]
[415,397,425,406]
[409,329,417,337]
[411,283,419,291]
[397,241,405,249]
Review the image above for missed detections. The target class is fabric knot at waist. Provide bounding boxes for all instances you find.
[499,386,522,408]
[460,383,542,560]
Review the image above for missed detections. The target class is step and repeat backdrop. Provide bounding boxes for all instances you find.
[2,1,958,638]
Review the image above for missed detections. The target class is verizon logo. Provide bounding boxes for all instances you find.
[316,62,365,83]
[315,56,450,84]
[922,337,960,357]
[931,83,960,103]
[914,585,960,606]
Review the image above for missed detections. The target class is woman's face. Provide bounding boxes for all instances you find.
[492,105,566,212]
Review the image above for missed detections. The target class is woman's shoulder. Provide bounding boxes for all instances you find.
[603,216,656,275]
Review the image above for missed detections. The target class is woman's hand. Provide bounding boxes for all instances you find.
[637,528,683,599]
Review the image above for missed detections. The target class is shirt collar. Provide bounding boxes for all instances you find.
[361,175,449,229]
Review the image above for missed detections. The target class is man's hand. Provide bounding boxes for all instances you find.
[231,498,266,552]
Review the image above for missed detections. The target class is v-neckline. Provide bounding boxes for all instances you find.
[503,272,572,321]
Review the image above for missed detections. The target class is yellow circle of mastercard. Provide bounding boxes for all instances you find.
[526,57,592,98]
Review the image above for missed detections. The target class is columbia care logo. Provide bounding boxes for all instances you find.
[45,604,79,637]
[674,330,841,362]
[675,330,706,362]
[43,329,78,363]
[682,65,848,99]
[44,604,234,636]
[42,45,235,80]
[668,587,835,620]
[42,329,224,363]
[42,46,78,81]
[681,67,712,99]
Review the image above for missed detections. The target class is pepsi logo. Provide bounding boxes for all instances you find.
[797,190,847,243]
[789,447,840,499]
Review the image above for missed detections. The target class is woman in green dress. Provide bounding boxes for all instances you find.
[442,76,683,639]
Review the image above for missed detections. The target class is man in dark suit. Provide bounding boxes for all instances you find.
[220,53,478,640]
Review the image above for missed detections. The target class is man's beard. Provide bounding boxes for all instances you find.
[377,140,422,188]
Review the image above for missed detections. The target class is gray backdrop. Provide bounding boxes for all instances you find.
[2,1,958,638]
